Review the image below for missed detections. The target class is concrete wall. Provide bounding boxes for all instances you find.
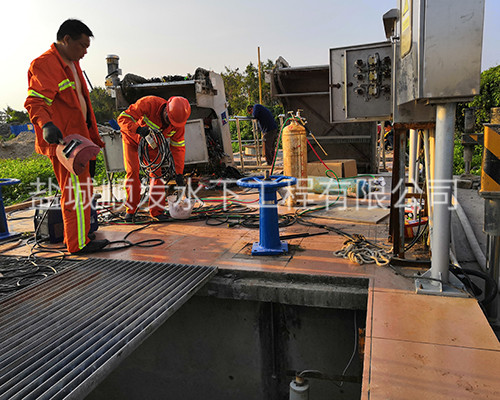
[88,295,366,400]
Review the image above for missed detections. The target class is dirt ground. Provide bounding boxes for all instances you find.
[0,131,36,160]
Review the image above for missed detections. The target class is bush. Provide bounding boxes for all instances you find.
[0,154,55,205]
[0,152,116,206]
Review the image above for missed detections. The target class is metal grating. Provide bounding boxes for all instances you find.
[0,258,217,400]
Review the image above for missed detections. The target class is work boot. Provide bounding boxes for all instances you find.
[152,214,170,222]
[124,213,134,223]
[74,239,109,254]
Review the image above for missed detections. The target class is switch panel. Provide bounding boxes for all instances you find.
[330,42,392,123]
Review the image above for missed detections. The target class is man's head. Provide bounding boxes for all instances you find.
[56,19,93,62]
[247,105,254,114]
[163,97,191,127]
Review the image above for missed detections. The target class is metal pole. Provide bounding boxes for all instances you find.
[416,130,422,190]
[431,103,456,284]
[252,119,262,166]
[486,235,500,321]
[380,126,387,172]
[423,129,433,249]
[408,129,418,192]
[463,108,475,175]
[236,118,245,171]
[428,128,436,248]
[389,127,406,257]
[258,47,263,105]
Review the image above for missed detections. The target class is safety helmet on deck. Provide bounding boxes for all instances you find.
[165,96,191,127]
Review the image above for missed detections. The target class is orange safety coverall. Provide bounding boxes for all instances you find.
[24,43,105,253]
[117,95,186,217]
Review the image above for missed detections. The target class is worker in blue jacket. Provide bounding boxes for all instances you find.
[247,104,278,165]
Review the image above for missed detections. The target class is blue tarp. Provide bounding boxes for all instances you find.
[10,123,34,137]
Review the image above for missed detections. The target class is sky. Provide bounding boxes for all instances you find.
[1,0,499,111]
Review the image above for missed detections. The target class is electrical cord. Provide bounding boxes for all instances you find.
[387,262,475,299]
[0,195,68,295]
[336,310,358,387]
[449,264,498,307]
[99,223,165,251]
[295,310,360,386]
[297,216,392,265]
[403,151,428,252]
[138,128,176,180]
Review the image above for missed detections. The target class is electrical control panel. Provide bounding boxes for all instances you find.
[397,0,485,105]
[330,42,392,123]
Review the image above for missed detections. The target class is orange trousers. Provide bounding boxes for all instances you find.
[122,140,167,217]
[50,156,92,253]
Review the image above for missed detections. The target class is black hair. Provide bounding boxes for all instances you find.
[56,19,93,41]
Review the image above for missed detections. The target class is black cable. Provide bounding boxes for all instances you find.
[450,265,498,306]
[138,129,176,180]
[97,223,166,252]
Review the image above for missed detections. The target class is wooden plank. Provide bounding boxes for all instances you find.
[4,201,33,213]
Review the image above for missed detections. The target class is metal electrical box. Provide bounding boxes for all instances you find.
[330,42,392,123]
[100,128,125,173]
[397,0,485,105]
[99,119,210,173]
[184,119,209,165]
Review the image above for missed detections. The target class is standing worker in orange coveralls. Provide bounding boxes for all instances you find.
[117,95,191,222]
[24,19,108,254]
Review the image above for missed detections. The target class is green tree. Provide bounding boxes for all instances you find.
[222,66,247,116]
[222,59,284,117]
[456,65,500,132]
[3,106,30,124]
[468,65,500,129]
[454,65,500,174]
[222,60,284,151]
[89,87,118,124]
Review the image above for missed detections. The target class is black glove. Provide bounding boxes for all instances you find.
[42,122,63,144]
[175,174,185,187]
[136,126,150,138]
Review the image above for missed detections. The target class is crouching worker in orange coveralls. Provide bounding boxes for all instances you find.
[25,19,108,254]
[117,95,191,222]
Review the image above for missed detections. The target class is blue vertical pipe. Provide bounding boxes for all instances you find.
[257,183,283,252]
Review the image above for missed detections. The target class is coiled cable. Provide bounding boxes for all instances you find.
[138,129,176,180]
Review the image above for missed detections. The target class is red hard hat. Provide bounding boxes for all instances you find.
[166,96,191,127]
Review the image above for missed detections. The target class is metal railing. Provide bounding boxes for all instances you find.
[229,116,263,171]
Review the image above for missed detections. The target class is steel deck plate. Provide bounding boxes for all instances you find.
[0,258,217,400]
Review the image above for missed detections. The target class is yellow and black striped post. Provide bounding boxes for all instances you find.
[480,108,500,236]
[480,121,500,196]
[480,108,500,323]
